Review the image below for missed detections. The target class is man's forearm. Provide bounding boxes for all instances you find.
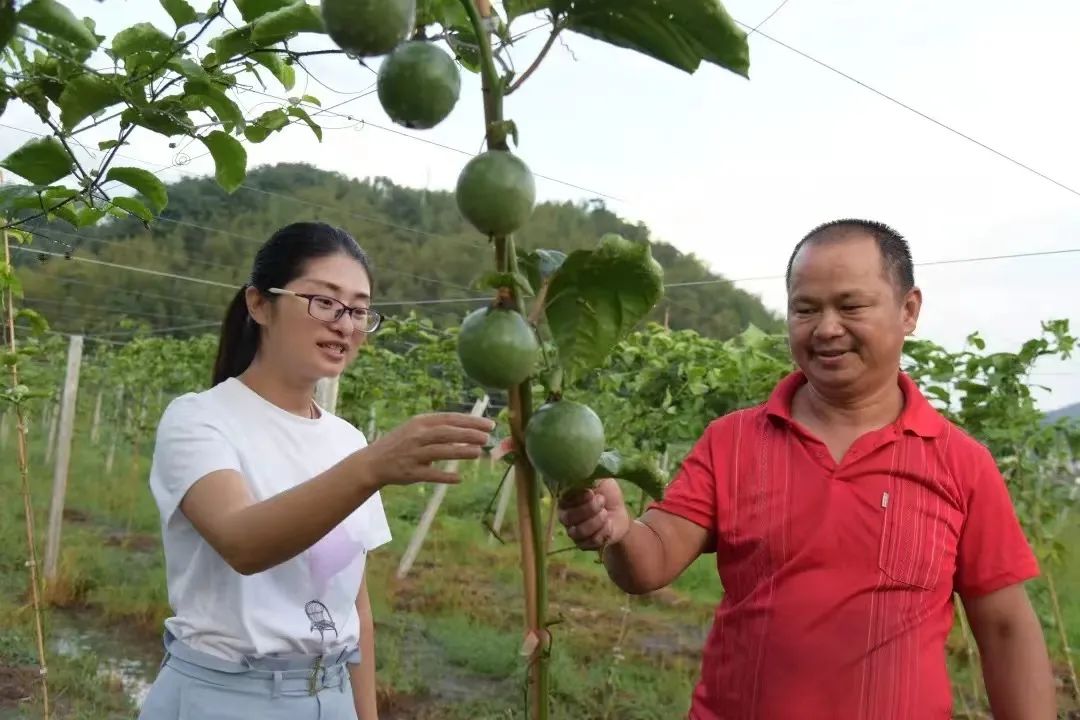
[603,518,672,594]
[978,616,1057,719]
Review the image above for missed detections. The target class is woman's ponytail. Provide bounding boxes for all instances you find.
[212,286,259,386]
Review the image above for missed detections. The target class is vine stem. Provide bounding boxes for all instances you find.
[461,1,549,718]
[4,226,50,720]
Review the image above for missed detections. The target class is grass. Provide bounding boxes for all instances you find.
[1,406,1078,719]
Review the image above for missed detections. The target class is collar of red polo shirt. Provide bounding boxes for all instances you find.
[763,370,946,438]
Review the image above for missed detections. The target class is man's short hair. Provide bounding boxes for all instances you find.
[785,218,915,295]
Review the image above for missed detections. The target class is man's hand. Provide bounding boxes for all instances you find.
[557,479,632,550]
[963,583,1057,720]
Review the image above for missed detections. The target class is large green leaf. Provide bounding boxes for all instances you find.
[105,166,168,213]
[58,73,122,130]
[159,0,198,27]
[111,22,174,57]
[552,0,749,76]
[0,184,47,214]
[200,131,247,193]
[109,195,154,222]
[586,450,666,501]
[206,26,254,64]
[252,52,296,90]
[250,1,324,45]
[120,102,195,138]
[17,0,99,50]
[544,233,664,383]
[184,80,245,133]
[235,0,295,22]
[0,136,72,185]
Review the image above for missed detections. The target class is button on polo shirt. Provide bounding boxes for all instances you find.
[651,371,1039,720]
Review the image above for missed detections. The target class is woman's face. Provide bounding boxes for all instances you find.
[248,252,374,384]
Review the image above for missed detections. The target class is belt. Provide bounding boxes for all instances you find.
[161,630,361,697]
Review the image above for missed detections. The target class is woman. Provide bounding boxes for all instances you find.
[138,222,493,720]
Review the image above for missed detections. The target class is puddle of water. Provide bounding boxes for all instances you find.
[52,624,156,709]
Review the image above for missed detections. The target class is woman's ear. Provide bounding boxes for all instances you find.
[245,286,270,327]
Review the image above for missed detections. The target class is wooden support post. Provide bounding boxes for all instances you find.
[90,390,103,445]
[315,375,340,415]
[396,395,490,579]
[488,468,515,544]
[44,334,84,582]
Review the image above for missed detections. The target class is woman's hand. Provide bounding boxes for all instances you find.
[358,412,495,487]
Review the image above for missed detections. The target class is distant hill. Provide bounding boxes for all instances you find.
[17,163,782,340]
[1045,402,1080,424]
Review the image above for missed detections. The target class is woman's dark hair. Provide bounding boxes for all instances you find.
[212,221,374,386]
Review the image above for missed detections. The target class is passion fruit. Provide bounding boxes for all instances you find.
[377,41,461,129]
[455,150,536,236]
[456,306,540,388]
[321,0,415,57]
[524,400,605,490]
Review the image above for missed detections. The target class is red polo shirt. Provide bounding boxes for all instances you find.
[651,370,1039,720]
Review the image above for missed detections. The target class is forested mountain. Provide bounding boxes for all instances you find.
[14,163,781,340]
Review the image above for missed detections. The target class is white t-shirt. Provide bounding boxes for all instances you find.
[148,377,392,662]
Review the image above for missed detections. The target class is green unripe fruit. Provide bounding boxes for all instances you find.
[456,306,540,389]
[321,0,415,57]
[525,400,605,490]
[455,150,536,236]
[377,41,461,129]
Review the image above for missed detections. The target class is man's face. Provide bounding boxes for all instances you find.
[786,233,921,397]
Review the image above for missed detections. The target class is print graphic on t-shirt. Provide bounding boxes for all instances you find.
[305,600,338,644]
[308,519,365,596]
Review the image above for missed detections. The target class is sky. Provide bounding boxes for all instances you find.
[1,0,1078,411]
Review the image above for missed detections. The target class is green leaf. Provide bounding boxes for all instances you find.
[545,234,664,383]
[243,108,289,143]
[252,51,296,90]
[105,166,168,213]
[300,94,320,106]
[97,140,120,150]
[0,137,72,185]
[552,0,750,77]
[0,0,16,53]
[0,184,46,213]
[120,102,195,138]
[235,0,295,22]
[199,131,247,193]
[160,0,199,27]
[17,0,99,50]
[474,270,534,297]
[57,73,122,130]
[250,1,325,45]
[47,202,79,227]
[504,0,551,23]
[286,106,322,141]
[184,79,245,133]
[206,26,253,64]
[168,57,212,84]
[111,22,174,57]
[109,195,154,222]
[75,206,106,227]
[586,450,666,501]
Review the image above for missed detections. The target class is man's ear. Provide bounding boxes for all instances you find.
[902,286,922,336]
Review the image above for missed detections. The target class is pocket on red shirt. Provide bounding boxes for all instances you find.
[876,484,960,591]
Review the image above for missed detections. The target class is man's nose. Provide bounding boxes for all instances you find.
[813,309,845,338]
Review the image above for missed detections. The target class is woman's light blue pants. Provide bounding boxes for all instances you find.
[137,631,360,720]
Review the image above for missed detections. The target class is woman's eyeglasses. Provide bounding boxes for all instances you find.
[267,287,382,333]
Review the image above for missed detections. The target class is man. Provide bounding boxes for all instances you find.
[557,219,1057,719]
